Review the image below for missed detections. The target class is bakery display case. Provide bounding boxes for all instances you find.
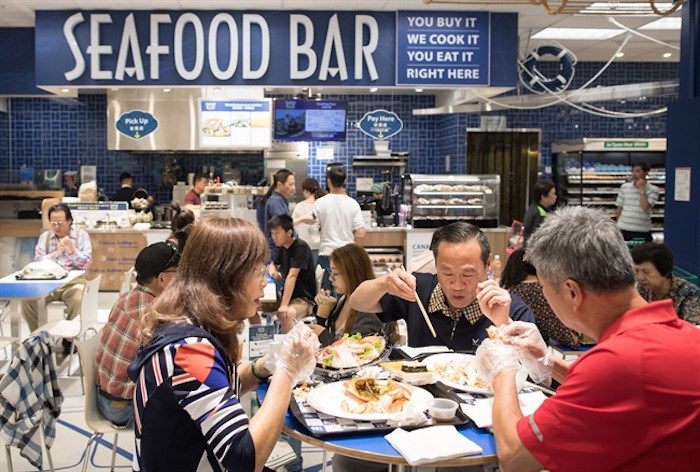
[552,138,666,232]
[402,174,500,228]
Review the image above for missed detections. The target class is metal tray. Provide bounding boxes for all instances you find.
[289,381,470,438]
[15,273,67,280]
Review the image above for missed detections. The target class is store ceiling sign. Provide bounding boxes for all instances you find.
[33,10,516,88]
[35,10,395,87]
[604,141,650,149]
[396,11,508,87]
[115,110,158,140]
[359,109,403,140]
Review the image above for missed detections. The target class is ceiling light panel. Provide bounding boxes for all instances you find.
[532,28,625,40]
[579,2,677,16]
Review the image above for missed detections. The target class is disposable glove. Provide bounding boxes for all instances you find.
[266,322,320,385]
[500,321,553,384]
[475,338,521,388]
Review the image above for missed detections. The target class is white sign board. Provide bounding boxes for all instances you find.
[405,229,436,273]
[674,167,691,202]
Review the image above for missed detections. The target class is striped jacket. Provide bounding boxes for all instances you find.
[128,324,255,472]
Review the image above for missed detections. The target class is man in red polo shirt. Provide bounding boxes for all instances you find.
[475,206,700,472]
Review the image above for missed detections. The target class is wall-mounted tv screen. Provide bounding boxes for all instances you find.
[274,99,347,142]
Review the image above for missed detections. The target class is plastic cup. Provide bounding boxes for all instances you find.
[317,297,336,319]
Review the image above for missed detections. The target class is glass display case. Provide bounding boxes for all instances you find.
[552,138,666,232]
[402,174,500,228]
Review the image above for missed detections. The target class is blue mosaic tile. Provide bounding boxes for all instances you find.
[0,62,679,203]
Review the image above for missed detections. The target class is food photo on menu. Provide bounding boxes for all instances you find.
[274,110,306,137]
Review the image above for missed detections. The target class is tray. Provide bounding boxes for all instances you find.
[15,273,67,281]
[314,341,392,381]
[289,381,470,438]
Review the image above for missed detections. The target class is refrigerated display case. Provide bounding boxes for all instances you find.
[552,138,666,232]
[402,174,500,228]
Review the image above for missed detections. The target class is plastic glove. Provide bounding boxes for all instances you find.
[266,322,320,385]
[475,339,521,388]
[500,321,553,384]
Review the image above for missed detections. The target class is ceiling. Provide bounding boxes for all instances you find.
[0,0,684,98]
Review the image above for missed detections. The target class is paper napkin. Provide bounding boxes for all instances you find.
[461,390,548,429]
[396,345,452,359]
[385,425,483,466]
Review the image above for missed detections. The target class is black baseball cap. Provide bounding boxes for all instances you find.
[134,242,180,280]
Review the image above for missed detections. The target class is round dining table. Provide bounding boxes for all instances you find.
[256,382,498,471]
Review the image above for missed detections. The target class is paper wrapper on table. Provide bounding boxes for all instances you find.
[460,390,547,429]
[19,260,68,279]
[385,425,483,466]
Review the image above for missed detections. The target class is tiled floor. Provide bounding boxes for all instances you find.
[1,292,332,472]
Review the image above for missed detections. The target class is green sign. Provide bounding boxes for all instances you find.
[604,141,649,149]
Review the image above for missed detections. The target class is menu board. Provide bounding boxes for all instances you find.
[274,99,347,142]
[199,99,272,149]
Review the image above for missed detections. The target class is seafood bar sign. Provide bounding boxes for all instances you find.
[33,10,516,88]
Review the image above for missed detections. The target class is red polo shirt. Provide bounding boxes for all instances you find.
[517,300,700,471]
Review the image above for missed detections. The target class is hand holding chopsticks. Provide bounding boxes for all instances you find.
[395,265,437,338]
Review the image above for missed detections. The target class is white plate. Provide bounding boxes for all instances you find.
[420,353,492,394]
[305,380,434,421]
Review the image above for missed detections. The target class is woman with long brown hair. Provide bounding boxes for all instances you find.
[128,215,317,472]
[311,243,384,345]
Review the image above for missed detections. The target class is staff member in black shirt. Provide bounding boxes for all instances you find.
[112,172,136,203]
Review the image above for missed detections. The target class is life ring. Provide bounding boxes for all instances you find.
[520,44,576,94]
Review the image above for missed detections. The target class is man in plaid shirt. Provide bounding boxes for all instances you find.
[21,203,92,332]
[95,241,180,426]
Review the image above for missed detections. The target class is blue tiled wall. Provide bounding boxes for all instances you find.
[0,61,678,204]
[0,109,8,175]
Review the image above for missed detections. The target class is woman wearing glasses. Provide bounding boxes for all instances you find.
[129,216,318,471]
[310,243,387,346]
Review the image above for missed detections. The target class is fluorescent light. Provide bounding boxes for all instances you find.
[579,2,677,16]
[415,88,424,93]
[61,88,70,93]
[369,87,378,93]
[640,17,682,30]
[662,52,672,58]
[615,52,625,58]
[163,88,171,93]
[532,28,624,40]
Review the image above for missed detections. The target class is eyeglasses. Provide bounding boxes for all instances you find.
[329,271,343,279]
[257,266,268,281]
[50,220,68,226]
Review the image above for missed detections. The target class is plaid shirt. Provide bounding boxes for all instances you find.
[35,225,92,271]
[0,331,63,470]
[428,283,484,325]
[96,285,155,399]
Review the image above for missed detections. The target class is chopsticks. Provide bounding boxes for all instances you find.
[415,294,437,338]
[401,265,437,338]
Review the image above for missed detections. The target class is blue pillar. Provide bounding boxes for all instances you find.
[666,0,700,274]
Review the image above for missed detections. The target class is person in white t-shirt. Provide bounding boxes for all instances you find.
[291,178,326,267]
[615,162,659,242]
[302,166,366,291]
